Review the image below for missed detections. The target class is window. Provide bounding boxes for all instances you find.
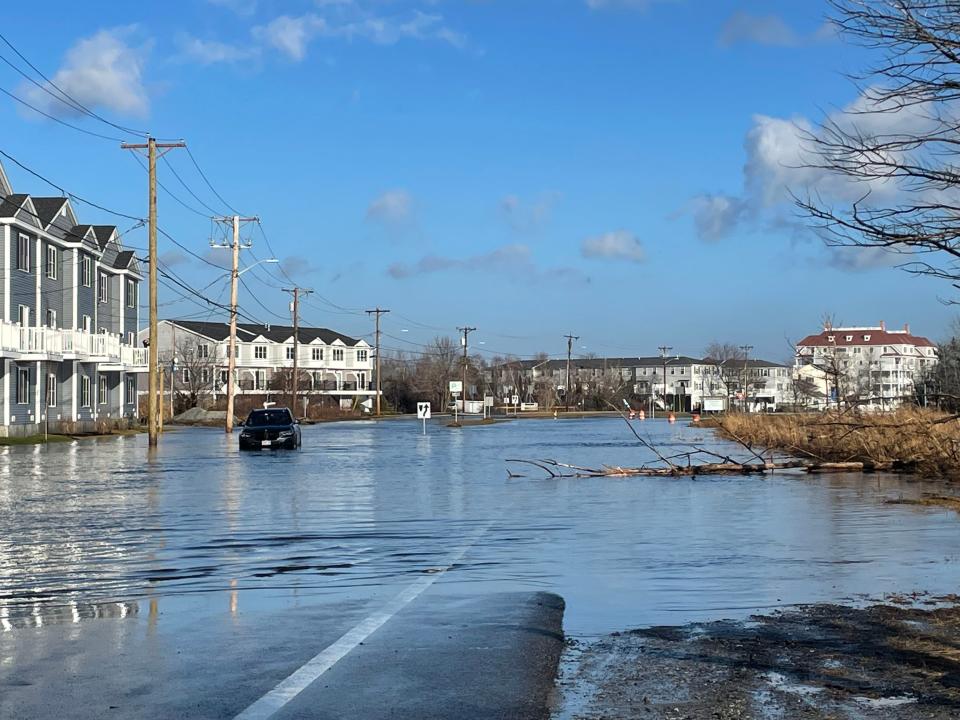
[333,348,344,361]
[18,305,28,327]
[80,375,91,408]
[200,368,210,384]
[127,332,135,346]
[255,370,266,390]
[357,349,368,362]
[46,309,56,329]
[827,335,835,342]
[98,273,109,303]
[98,375,107,405]
[182,369,190,384]
[16,367,29,404]
[16,233,29,272]
[81,255,92,287]
[312,347,323,361]
[126,279,136,308]
[863,334,871,341]
[254,345,267,360]
[286,347,295,360]
[46,245,57,279]
[126,376,136,402]
[82,315,92,333]
[197,344,210,359]
[47,374,57,407]
[845,335,853,342]
[219,370,228,385]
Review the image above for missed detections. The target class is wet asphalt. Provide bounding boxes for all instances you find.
[0,591,564,720]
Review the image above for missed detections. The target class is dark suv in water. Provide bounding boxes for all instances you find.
[238,408,301,450]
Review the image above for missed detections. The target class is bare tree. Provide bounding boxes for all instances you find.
[704,341,746,362]
[799,1,960,294]
[166,337,218,413]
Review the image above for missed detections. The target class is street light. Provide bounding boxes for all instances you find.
[238,258,278,276]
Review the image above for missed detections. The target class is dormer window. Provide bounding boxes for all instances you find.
[863,334,870,341]
[845,335,853,342]
[827,335,835,342]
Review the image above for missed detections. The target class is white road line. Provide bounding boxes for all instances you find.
[233,522,492,720]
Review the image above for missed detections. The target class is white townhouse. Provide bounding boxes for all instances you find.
[151,319,376,410]
[717,358,793,412]
[794,321,938,410]
[490,356,729,412]
[0,161,146,437]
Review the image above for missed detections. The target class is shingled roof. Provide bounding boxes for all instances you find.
[797,326,935,349]
[0,193,28,218]
[167,320,365,346]
[31,197,67,228]
[92,225,116,250]
[113,250,136,270]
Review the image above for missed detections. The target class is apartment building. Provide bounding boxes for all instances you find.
[0,161,146,436]
[151,319,376,410]
[489,356,730,411]
[794,321,937,409]
[717,358,793,412]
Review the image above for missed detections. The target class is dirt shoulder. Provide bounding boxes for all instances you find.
[557,600,960,719]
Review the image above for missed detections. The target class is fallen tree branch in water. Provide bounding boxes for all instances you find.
[506,457,812,479]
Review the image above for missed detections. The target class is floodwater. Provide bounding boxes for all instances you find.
[0,417,958,637]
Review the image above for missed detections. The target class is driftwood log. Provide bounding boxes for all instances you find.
[505,457,914,479]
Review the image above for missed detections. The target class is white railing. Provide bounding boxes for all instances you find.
[0,321,146,367]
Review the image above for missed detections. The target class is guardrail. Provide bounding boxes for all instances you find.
[0,322,146,367]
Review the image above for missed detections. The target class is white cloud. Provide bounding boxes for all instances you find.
[388,244,590,283]
[685,91,936,243]
[388,244,531,279]
[251,7,468,61]
[367,189,414,226]
[22,27,149,118]
[688,194,747,243]
[175,34,256,64]
[253,15,327,61]
[581,230,645,263]
[719,12,834,48]
[499,192,560,233]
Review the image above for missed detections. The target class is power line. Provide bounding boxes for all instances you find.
[0,31,148,138]
[184,146,243,217]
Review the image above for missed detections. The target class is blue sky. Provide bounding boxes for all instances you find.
[0,0,950,362]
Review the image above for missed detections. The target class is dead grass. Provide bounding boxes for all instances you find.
[706,409,960,478]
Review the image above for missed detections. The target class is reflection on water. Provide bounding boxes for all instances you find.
[0,419,958,635]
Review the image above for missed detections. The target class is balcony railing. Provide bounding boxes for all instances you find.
[0,321,146,367]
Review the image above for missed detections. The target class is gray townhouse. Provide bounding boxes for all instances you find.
[0,160,146,437]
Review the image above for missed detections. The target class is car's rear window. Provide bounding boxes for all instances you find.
[246,410,293,426]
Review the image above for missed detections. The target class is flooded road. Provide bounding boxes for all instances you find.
[1,416,958,637]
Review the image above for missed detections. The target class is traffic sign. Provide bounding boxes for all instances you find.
[417,401,431,435]
[449,380,463,393]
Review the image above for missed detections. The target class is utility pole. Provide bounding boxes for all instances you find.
[659,345,673,414]
[284,287,313,418]
[366,308,390,417]
[564,334,579,413]
[739,344,753,413]
[211,215,259,433]
[458,326,476,417]
[121,137,185,447]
